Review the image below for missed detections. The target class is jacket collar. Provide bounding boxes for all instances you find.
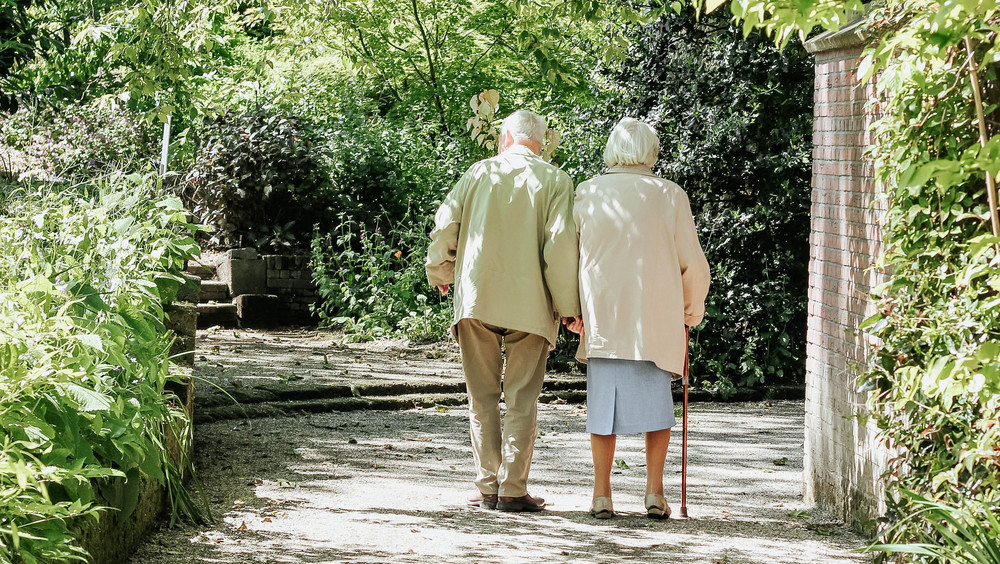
[501,143,540,158]
[607,164,655,176]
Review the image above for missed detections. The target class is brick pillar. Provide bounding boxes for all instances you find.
[804,27,887,534]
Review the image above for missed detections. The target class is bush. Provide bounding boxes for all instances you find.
[0,100,159,181]
[0,175,203,563]
[588,8,814,391]
[311,214,452,343]
[182,109,329,249]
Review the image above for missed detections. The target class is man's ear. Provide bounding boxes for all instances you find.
[498,130,513,154]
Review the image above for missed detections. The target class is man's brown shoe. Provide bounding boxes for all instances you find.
[468,491,498,509]
[497,494,545,512]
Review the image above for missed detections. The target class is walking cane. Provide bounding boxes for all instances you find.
[680,326,690,518]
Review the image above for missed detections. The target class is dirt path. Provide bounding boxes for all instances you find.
[134,329,873,563]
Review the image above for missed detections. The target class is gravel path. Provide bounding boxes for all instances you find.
[132,329,873,563]
[135,406,871,562]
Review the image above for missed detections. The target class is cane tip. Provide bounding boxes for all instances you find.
[680,507,689,519]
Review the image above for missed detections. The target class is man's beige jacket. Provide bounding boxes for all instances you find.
[426,144,581,348]
[573,165,711,375]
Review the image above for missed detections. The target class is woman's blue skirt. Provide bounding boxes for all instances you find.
[586,357,676,435]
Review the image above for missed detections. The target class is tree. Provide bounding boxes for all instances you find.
[602,6,815,390]
[278,0,657,135]
[3,0,239,121]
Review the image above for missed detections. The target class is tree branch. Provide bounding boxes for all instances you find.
[965,36,1000,241]
[410,0,448,133]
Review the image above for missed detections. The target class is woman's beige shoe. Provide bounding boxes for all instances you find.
[589,496,615,519]
[645,493,670,519]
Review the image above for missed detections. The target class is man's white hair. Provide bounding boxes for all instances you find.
[500,110,547,145]
[603,117,659,168]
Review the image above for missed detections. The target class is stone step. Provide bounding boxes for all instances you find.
[176,273,203,303]
[197,302,238,328]
[186,263,216,280]
[193,390,588,424]
[199,280,230,302]
[193,377,588,409]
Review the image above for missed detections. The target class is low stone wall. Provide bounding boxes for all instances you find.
[264,254,317,317]
[73,369,194,563]
[217,249,317,326]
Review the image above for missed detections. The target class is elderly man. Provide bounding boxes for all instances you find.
[426,109,581,513]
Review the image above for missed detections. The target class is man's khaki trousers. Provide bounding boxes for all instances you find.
[455,318,549,498]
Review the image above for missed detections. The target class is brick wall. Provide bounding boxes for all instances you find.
[804,37,888,533]
[263,254,317,314]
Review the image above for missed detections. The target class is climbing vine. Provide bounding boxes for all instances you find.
[857,1,1000,558]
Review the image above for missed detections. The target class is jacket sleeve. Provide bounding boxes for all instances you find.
[674,190,711,327]
[425,173,468,287]
[542,172,581,317]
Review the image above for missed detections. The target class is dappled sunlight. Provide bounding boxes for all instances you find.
[194,329,465,407]
[134,401,871,563]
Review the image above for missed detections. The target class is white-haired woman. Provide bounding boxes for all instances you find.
[568,118,711,519]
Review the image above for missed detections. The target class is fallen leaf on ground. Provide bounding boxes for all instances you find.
[237,522,248,531]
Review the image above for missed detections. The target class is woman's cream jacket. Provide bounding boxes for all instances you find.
[574,165,711,375]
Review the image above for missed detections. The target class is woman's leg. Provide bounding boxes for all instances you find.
[591,433,617,499]
[644,429,671,495]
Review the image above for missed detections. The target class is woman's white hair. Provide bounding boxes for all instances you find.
[500,110,547,145]
[603,117,659,168]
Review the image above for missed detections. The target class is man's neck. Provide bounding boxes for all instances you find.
[504,140,541,155]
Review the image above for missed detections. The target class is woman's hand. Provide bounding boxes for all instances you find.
[562,316,584,335]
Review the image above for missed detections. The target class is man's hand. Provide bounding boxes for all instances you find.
[562,315,583,335]
[438,284,450,296]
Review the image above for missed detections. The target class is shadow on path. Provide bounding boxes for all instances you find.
[134,398,872,563]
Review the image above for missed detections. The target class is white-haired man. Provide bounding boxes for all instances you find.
[426,109,581,512]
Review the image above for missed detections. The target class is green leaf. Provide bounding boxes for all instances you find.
[60,384,112,412]
[705,0,727,14]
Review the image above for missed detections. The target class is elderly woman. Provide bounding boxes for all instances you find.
[569,118,711,519]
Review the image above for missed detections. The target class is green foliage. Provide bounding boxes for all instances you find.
[0,100,159,180]
[583,6,815,390]
[696,0,865,48]
[310,216,451,344]
[183,109,328,249]
[0,0,51,111]
[850,2,1000,557]
[866,491,1000,564]
[0,175,203,562]
[286,0,652,135]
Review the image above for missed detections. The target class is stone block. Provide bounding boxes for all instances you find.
[235,294,313,326]
[165,303,198,366]
[227,247,259,260]
[218,256,266,297]
[197,302,238,328]
[185,263,215,280]
[199,280,230,302]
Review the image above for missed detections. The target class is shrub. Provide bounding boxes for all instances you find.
[0,100,159,181]
[0,174,203,562]
[310,213,452,343]
[182,109,329,249]
[582,7,814,391]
